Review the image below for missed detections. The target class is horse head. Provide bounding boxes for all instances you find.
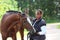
[20,13,33,31]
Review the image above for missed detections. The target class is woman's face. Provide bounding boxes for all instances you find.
[35,11,42,19]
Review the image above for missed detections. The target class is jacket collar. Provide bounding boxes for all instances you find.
[34,18,42,23]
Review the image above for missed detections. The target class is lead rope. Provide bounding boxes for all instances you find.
[32,20,38,32]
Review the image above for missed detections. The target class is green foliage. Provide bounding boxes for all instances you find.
[0,0,18,20]
[15,0,29,11]
[0,0,60,23]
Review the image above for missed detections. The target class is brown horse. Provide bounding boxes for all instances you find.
[1,10,33,40]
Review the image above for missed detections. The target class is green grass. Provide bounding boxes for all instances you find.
[17,29,28,35]
[56,25,60,29]
[16,30,28,40]
[24,29,29,35]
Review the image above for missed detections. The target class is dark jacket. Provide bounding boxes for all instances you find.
[32,18,46,33]
[30,18,46,40]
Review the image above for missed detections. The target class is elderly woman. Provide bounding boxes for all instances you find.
[30,9,46,40]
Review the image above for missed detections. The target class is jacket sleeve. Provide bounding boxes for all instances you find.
[37,26,46,35]
[37,19,46,35]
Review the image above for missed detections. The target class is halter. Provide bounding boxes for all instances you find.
[26,17,36,32]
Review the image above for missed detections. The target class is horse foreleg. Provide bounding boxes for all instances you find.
[12,33,16,40]
[2,35,7,40]
[2,37,7,40]
[20,29,24,40]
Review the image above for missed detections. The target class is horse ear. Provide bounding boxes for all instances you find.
[22,13,26,17]
[22,13,25,16]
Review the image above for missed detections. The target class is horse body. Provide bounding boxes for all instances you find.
[1,13,19,31]
[1,11,33,40]
[1,13,21,40]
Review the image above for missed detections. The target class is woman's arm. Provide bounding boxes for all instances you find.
[37,26,46,35]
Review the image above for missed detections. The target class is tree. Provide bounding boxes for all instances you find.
[15,0,29,11]
[0,0,17,20]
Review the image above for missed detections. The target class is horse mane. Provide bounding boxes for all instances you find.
[6,10,26,17]
[6,10,21,14]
